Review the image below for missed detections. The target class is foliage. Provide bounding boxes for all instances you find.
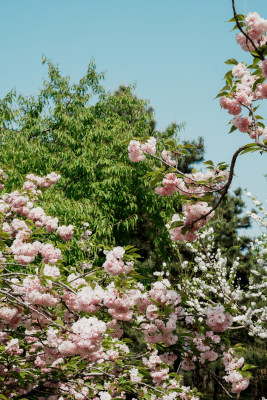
[0,62,205,267]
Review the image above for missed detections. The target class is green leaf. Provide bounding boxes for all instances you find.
[149,173,163,189]
[252,77,265,91]
[225,58,238,65]
[0,231,10,239]
[203,160,214,166]
[242,364,257,371]
[164,138,176,147]
[229,125,237,134]
[144,394,151,400]
[240,147,259,155]
[241,371,253,378]
[224,70,233,86]
[215,91,229,99]
[170,220,184,229]
[230,24,239,31]
[227,14,244,22]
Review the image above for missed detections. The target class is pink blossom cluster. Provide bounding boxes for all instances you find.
[3,174,74,244]
[5,338,23,356]
[128,137,157,162]
[236,12,267,52]
[104,286,135,321]
[206,330,221,344]
[0,306,22,328]
[27,206,73,241]
[260,59,267,79]
[245,12,267,35]
[3,189,35,216]
[141,313,179,346]
[156,170,228,198]
[141,136,157,155]
[139,281,183,346]
[193,334,218,364]
[1,174,75,267]
[65,284,105,314]
[143,351,169,385]
[220,53,267,140]
[10,239,40,265]
[26,172,61,188]
[223,349,250,394]
[18,276,60,306]
[129,367,142,384]
[206,304,233,332]
[232,62,248,78]
[230,63,267,102]
[220,97,241,115]
[58,317,106,357]
[103,246,133,275]
[161,149,177,166]
[232,115,252,133]
[169,202,214,242]
[3,217,30,238]
[155,173,179,196]
[181,357,197,371]
[149,280,181,307]
[40,243,63,265]
[128,140,146,162]
[155,173,203,198]
[220,62,266,134]
[181,331,221,371]
[57,224,74,241]
[8,222,62,264]
[159,352,177,365]
[0,168,8,190]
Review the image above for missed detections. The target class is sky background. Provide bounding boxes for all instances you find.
[0,0,266,236]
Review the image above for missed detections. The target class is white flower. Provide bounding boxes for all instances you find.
[99,392,111,400]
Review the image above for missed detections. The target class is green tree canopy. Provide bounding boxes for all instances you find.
[0,59,205,261]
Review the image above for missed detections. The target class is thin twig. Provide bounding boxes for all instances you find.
[210,371,233,398]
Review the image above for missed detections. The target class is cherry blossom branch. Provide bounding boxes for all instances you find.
[149,153,221,192]
[186,143,258,229]
[232,0,264,60]
[0,288,68,331]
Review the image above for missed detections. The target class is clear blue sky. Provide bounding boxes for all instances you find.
[0,0,266,236]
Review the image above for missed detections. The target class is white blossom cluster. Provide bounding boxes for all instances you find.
[246,193,267,228]
[179,204,267,338]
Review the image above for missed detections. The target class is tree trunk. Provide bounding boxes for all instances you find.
[213,367,220,400]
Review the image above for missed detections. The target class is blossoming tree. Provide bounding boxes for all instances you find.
[0,1,267,400]
[0,172,253,399]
